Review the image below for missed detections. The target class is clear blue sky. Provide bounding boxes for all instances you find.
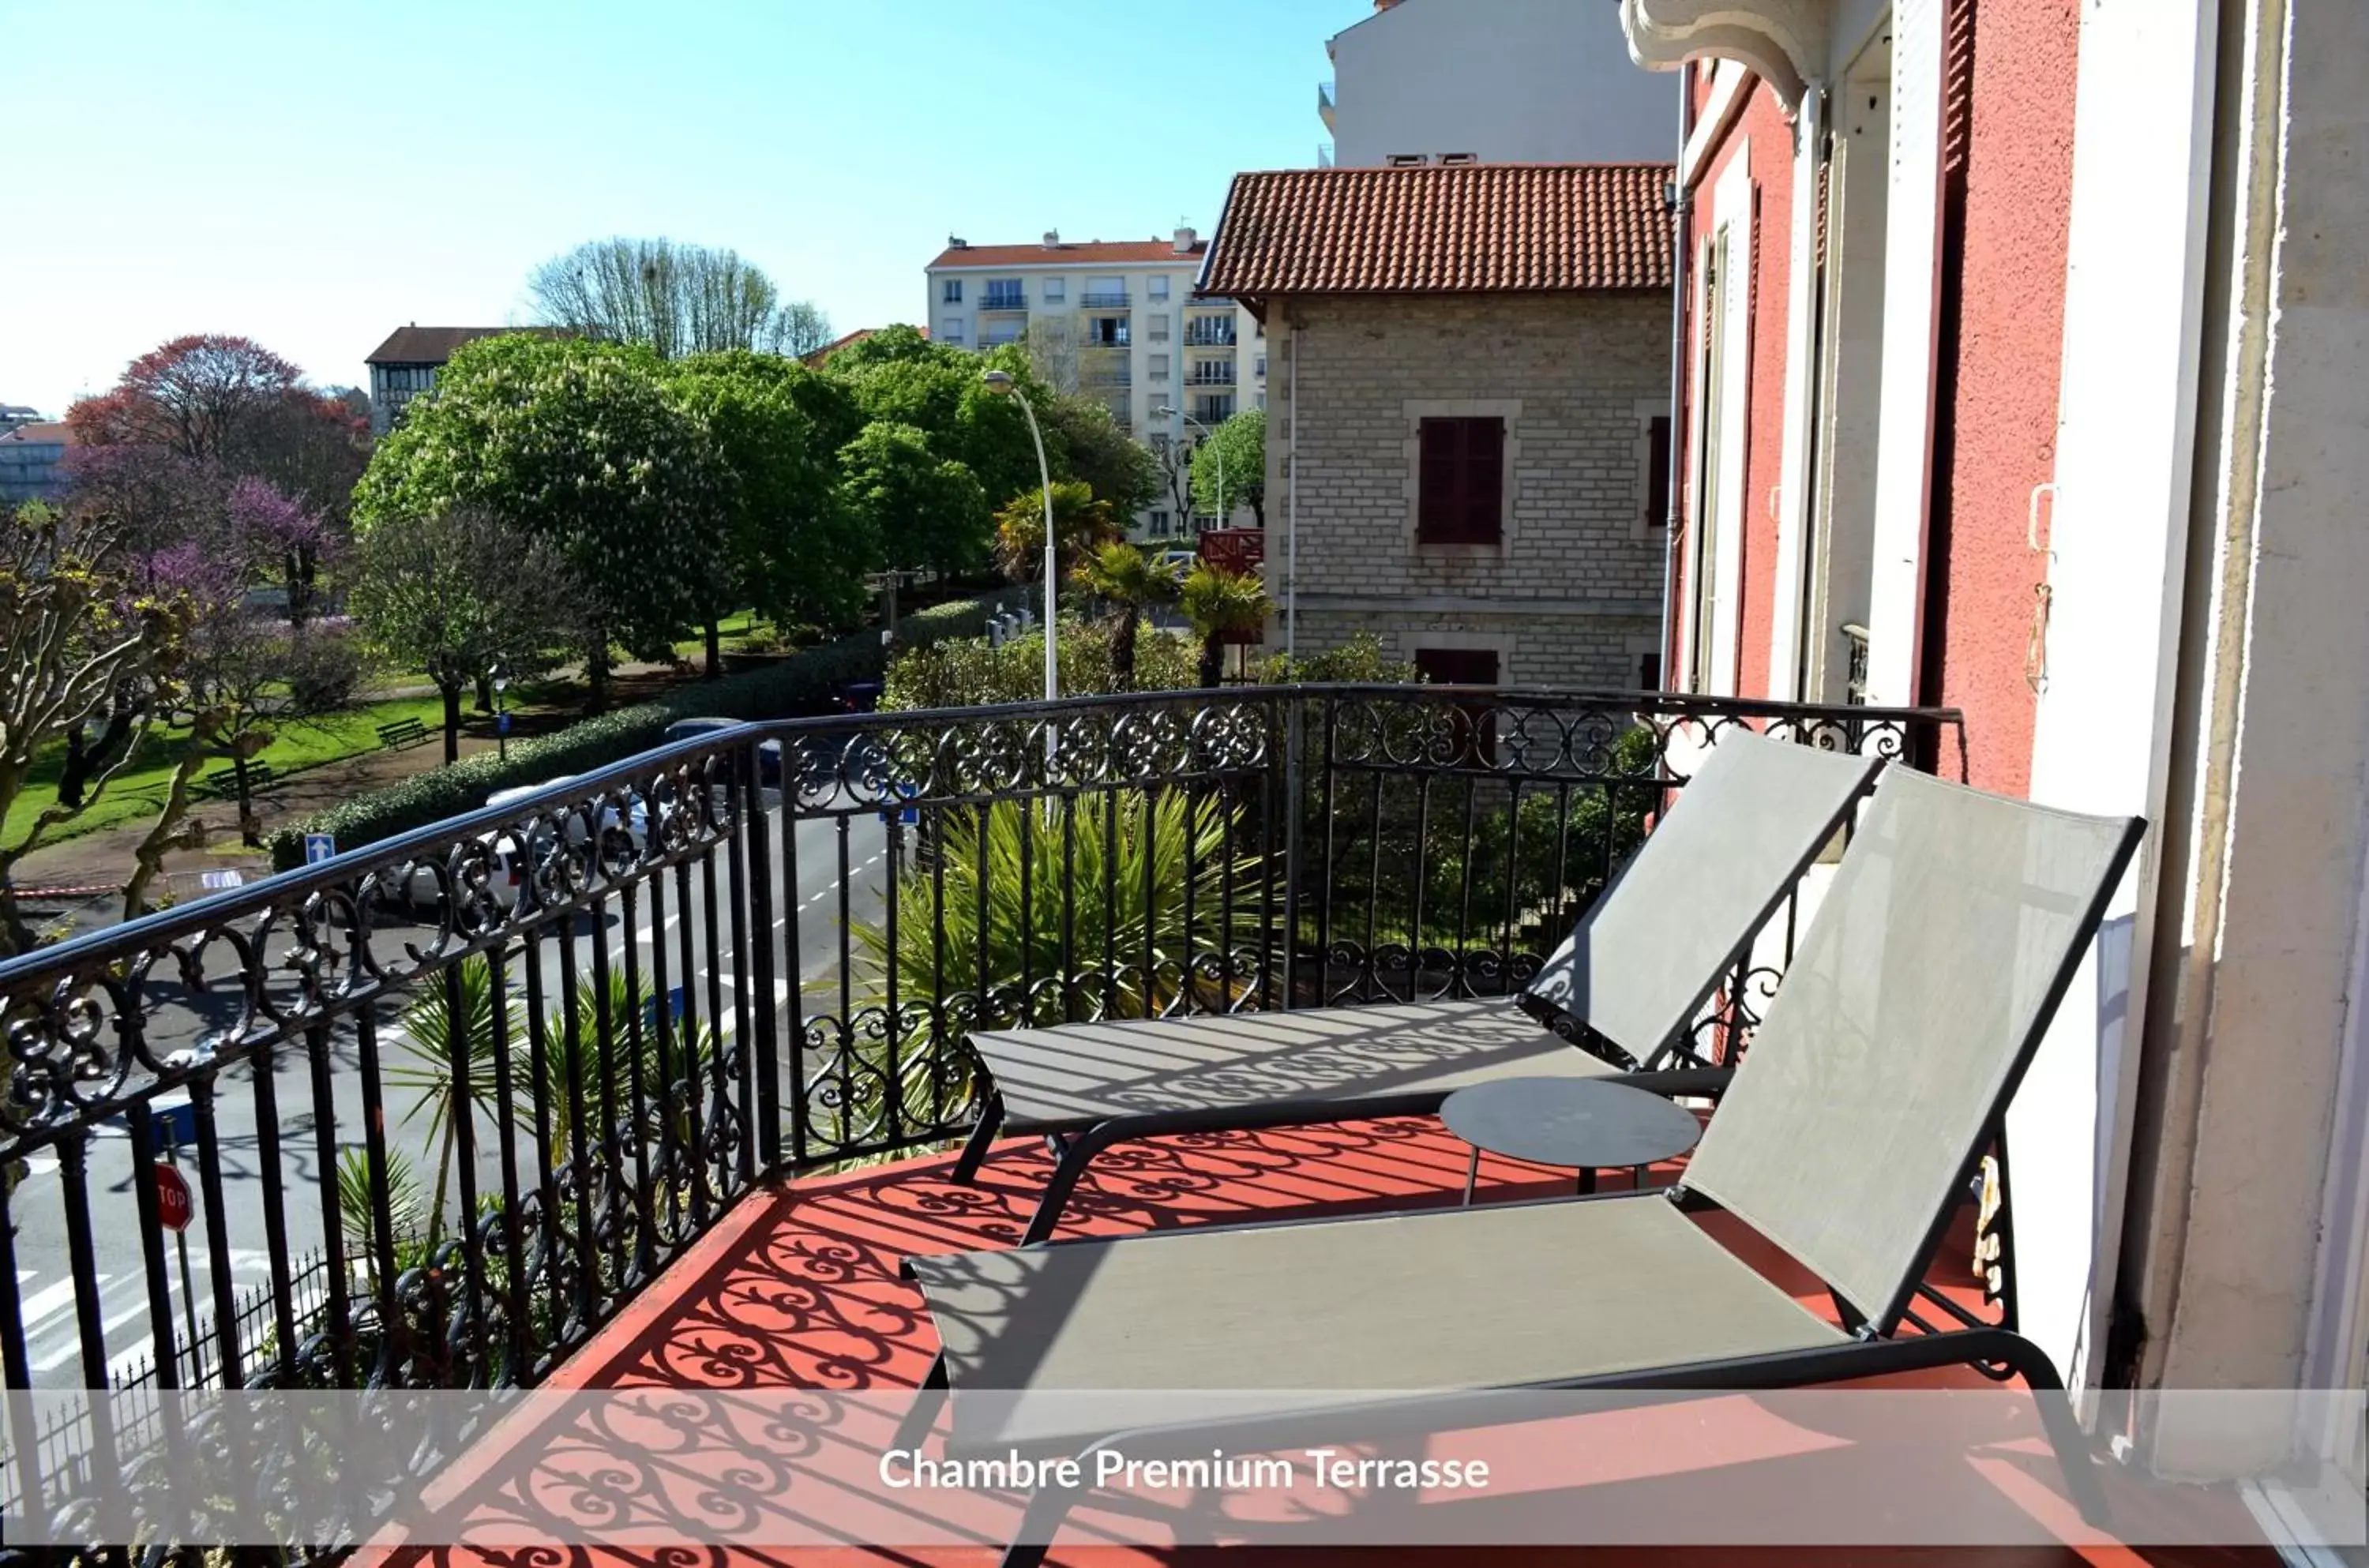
[1,0,1357,416]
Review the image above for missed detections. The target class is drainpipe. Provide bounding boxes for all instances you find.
[1660,63,1695,688]
[1286,306,1300,669]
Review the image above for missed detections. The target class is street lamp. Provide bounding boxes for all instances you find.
[489,658,512,763]
[1156,406,1224,531]
[982,370,1060,769]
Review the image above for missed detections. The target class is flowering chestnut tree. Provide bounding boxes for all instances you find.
[352,335,730,707]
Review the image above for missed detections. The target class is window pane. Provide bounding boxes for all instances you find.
[1647,415,1673,527]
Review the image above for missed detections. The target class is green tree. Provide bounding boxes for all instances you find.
[831,331,1061,508]
[667,351,871,666]
[835,422,992,579]
[347,505,586,761]
[1178,562,1271,688]
[1190,409,1267,527]
[1041,395,1158,513]
[993,481,1121,584]
[1074,541,1182,690]
[351,335,730,707]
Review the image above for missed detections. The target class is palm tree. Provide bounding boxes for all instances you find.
[993,480,1122,583]
[1178,563,1271,688]
[1074,542,1182,690]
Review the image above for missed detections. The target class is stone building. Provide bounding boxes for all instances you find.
[1197,163,1673,688]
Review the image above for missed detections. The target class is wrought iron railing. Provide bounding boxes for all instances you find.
[0,685,1961,1541]
[979,294,1027,313]
[1079,292,1130,309]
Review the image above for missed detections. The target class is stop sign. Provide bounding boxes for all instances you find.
[152,1164,193,1233]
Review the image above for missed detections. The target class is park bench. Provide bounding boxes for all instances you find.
[376,717,430,751]
[193,762,274,803]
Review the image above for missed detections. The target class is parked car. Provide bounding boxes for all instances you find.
[661,716,783,792]
[400,776,633,910]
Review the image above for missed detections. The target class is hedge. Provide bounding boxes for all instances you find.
[268,587,1028,869]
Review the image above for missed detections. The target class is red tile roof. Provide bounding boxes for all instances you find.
[0,421,73,445]
[1199,163,1673,302]
[928,237,1207,269]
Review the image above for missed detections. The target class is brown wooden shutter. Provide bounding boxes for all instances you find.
[1418,419,1461,539]
[1417,417,1504,544]
[1463,418,1504,542]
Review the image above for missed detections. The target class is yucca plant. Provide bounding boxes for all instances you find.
[384,955,520,1246]
[335,1144,423,1285]
[386,953,715,1242]
[852,788,1263,1039]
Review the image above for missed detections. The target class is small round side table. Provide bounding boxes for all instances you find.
[1441,1076,1705,1203]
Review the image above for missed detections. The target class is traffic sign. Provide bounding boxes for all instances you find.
[130,1097,199,1153]
[152,1164,193,1232]
[303,832,336,865]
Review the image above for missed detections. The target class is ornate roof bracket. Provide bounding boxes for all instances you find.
[1620,0,1828,114]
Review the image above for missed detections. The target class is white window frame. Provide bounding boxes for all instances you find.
[941,278,963,303]
[1150,276,1171,300]
[1681,147,1751,699]
[1043,277,1067,302]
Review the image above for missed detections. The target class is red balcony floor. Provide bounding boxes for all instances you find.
[370,1116,2278,1568]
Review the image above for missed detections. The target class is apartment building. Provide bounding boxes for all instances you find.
[925,229,1265,539]
[1319,0,1675,168]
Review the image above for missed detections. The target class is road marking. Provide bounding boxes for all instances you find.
[17,1274,98,1330]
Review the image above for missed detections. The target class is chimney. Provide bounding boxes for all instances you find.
[1173,225,1198,253]
[948,234,968,249]
[1042,229,1061,247]
[1375,0,1404,9]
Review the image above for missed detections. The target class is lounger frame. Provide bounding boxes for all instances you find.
[901,805,2144,1567]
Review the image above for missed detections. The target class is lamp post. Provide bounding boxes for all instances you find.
[1156,406,1224,531]
[982,370,1059,771]
[490,659,511,763]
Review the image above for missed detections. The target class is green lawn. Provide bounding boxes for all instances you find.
[3,692,452,851]
[670,610,784,663]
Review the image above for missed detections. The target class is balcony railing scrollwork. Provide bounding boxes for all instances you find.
[0,684,1962,1551]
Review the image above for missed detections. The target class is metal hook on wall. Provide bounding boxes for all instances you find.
[2025,482,2058,694]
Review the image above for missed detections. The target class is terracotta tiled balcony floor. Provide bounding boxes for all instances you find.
[374,1118,2278,1568]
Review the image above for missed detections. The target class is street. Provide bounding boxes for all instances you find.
[6,800,889,1390]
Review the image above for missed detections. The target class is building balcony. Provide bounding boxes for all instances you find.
[1184,324,1238,347]
[1319,77,1337,130]
[978,295,1027,314]
[1079,291,1130,309]
[1187,366,1237,386]
[2,689,2253,1563]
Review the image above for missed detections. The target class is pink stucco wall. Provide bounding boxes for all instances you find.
[1925,0,2082,797]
